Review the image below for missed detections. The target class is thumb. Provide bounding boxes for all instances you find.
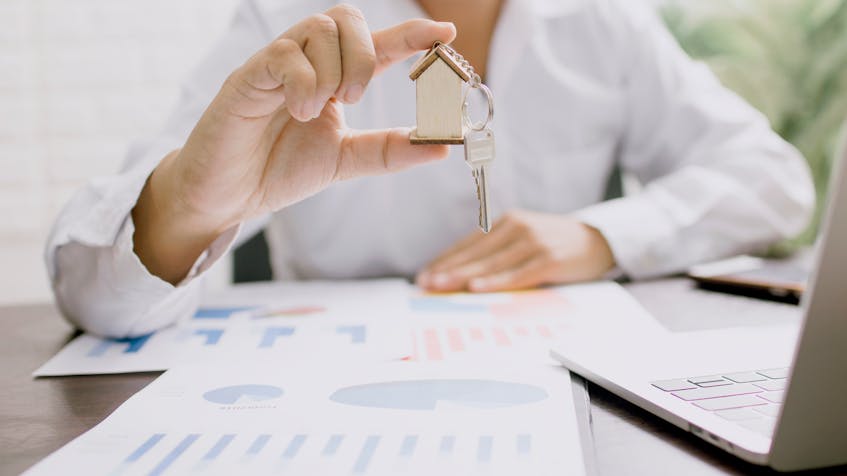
[334,127,449,181]
[372,19,457,76]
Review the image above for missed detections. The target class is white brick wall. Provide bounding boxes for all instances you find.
[0,0,239,305]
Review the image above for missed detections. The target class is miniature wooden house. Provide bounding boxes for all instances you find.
[409,43,472,144]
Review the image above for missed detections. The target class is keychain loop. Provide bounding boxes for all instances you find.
[462,83,494,132]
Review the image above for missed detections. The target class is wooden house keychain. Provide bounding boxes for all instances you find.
[409,41,496,233]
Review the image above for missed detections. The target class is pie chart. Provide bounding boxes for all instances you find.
[329,379,548,410]
[203,384,284,405]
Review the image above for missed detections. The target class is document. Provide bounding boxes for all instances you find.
[24,361,586,476]
[35,280,660,376]
[34,280,412,377]
[406,282,666,363]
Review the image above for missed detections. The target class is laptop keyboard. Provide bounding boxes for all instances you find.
[651,368,789,437]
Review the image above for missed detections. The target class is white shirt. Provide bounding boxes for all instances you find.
[45,0,814,338]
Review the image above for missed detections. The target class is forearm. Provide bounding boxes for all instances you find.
[131,149,233,284]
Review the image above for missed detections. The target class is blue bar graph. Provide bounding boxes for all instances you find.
[516,434,531,455]
[336,325,366,343]
[259,327,295,348]
[149,434,200,476]
[282,435,307,460]
[352,435,380,473]
[246,434,271,455]
[87,333,153,357]
[193,307,255,319]
[203,434,235,461]
[125,433,165,463]
[399,435,418,458]
[439,435,455,455]
[322,434,344,456]
[477,436,493,463]
[192,329,224,345]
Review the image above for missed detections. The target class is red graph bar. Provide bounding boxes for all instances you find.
[492,327,511,347]
[424,329,443,360]
[446,328,465,352]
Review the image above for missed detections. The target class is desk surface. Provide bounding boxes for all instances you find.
[1,279,844,476]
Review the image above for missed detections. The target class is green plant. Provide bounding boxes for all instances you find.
[662,0,847,247]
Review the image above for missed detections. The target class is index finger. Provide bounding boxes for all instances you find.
[371,19,456,76]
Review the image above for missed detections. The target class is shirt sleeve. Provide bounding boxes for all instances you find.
[44,0,272,338]
[575,0,815,279]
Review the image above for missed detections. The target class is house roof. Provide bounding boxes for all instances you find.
[409,43,472,81]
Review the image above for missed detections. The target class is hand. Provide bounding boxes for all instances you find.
[132,5,456,283]
[416,210,616,292]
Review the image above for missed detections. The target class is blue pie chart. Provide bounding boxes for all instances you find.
[329,379,548,410]
[203,384,283,405]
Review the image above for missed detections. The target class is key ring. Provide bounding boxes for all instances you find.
[462,83,494,132]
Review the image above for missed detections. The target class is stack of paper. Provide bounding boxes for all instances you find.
[29,279,663,475]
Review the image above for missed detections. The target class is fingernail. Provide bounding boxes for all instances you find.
[310,100,323,119]
[344,84,364,104]
[298,102,313,121]
[432,274,450,288]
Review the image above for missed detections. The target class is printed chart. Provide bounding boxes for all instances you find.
[405,282,668,364]
[24,363,586,476]
[34,280,410,376]
[407,324,564,362]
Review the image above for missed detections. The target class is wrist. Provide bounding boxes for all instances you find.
[132,150,232,284]
[581,222,616,275]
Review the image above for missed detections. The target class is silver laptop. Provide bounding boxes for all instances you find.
[551,144,847,471]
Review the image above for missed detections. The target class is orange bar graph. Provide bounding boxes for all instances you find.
[492,327,511,347]
[446,328,465,352]
[424,329,443,360]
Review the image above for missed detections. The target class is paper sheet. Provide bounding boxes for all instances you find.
[34,280,411,376]
[36,280,660,376]
[406,282,666,364]
[24,361,586,476]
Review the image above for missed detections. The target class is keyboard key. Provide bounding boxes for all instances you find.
[693,394,768,411]
[758,391,785,403]
[753,380,786,391]
[757,368,789,379]
[739,417,777,437]
[753,404,782,417]
[723,371,767,383]
[651,379,698,392]
[689,375,729,385]
[672,383,762,401]
[715,407,767,421]
[695,380,734,388]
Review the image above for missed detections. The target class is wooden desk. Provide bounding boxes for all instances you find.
[1,279,845,475]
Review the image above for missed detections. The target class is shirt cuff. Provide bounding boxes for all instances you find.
[574,194,676,279]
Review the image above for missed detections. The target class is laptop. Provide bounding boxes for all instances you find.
[551,145,847,471]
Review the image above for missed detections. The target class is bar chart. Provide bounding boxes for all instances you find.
[113,431,542,475]
[407,324,563,362]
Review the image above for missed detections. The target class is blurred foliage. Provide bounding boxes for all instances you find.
[662,0,847,247]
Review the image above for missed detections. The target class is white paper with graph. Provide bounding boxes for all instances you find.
[406,282,664,364]
[35,280,661,376]
[34,280,412,376]
[24,362,586,476]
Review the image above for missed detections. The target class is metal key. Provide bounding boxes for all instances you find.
[464,128,495,232]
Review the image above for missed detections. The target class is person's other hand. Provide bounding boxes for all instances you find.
[133,5,456,283]
[416,211,616,292]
